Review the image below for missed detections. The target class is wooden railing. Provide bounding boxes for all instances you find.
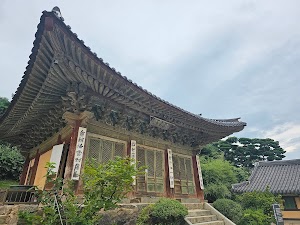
[0,186,38,205]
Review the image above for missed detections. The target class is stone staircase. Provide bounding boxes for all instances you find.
[183,203,235,225]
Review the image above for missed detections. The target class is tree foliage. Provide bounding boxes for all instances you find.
[19,157,142,225]
[213,199,243,224]
[0,97,10,116]
[0,144,25,180]
[236,189,283,220]
[200,158,240,202]
[216,137,286,168]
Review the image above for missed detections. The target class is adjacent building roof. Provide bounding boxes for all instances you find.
[232,159,300,195]
[0,7,246,151]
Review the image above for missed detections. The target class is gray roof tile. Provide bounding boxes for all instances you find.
[232,159,300,195]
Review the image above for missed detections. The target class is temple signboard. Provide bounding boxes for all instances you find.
[71,127,87,180]
[130,140,137,185]
[167,149,175,188]
[272,204,284,225]
[196,156,204,189]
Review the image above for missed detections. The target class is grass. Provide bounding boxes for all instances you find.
[0,179,18,189]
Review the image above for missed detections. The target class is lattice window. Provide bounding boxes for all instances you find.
[87,135,125,164]
[88,139,101,160]
[115,143,125,158]
[137,147,146,192]
[102,140,113,163]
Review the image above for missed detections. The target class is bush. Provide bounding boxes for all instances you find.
[204,184,231,203]
[19,157,142,225]
[0,144,24,180]
[213,199,243,224]
[238,209,270,225]
[235,190,283,224]
[236,190,282,220]
[137,204,154,225]
[137,198,188,225]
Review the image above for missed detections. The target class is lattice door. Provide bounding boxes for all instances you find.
[136,146,164,193]
[173,154,195,195]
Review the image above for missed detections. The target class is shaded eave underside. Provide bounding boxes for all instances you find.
[0,10,246,147]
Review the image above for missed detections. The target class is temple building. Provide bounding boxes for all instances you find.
[0,7,246,202]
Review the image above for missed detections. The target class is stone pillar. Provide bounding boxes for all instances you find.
[19,154,30,185]
[192,155,204,201]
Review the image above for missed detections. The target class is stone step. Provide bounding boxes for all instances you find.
[183,203,204,210]
[188,209,212,216]
[193,221,224,225]
[186,215,217,224]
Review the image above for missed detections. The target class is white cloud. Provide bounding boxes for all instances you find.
[261,123,300,153]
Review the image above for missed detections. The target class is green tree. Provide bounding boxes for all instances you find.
[0,144,25,180]
[216,137,286,168]
[200,143,224,160]
[0,97,10,116]
[200,158,238,202]
[236,190,283,224]
[213,199,243,224]
[19,157,143,225]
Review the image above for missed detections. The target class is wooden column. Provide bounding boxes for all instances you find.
[192,155,204,201]
[62,111,93,193]
[29,150,40,185]
[64,120,81,180]
[19,153,30,185]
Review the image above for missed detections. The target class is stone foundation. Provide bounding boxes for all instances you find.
[0,204,145,225]
[0,205,38,225]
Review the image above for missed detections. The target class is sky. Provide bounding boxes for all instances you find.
[0,0,299,159]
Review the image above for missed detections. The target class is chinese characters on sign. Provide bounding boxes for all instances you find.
[130,140,137,185]
[196,156,204,189]
[167,149,175,188]
[71,127,87,180]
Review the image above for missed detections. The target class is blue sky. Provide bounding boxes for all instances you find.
[0,1,299,159]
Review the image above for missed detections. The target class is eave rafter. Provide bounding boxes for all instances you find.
[0,9,246,151]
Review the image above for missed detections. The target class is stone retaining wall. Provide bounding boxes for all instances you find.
[0,204,145,225]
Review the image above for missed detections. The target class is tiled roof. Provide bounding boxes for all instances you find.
[0,7,246,149]
[232,159,300,195]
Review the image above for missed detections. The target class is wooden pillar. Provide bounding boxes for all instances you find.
[64,120,81,180]
[29,150,40,185]
[19,153,30,185]
[62,111,93,193]
[192,155,204,201]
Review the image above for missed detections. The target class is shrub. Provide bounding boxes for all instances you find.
[213,199,243,224]
[236,190,282,221]
[204,184,231,202]
[137,198,188,225]
[0,144,24,180]
[238,209,270,225]
[137,204,154,225]
[19,157,142,225]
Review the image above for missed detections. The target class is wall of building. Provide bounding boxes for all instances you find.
[34,149,52,189]
[283,196,300,223]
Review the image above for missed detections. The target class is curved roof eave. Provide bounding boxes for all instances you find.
[0,8,246,137]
